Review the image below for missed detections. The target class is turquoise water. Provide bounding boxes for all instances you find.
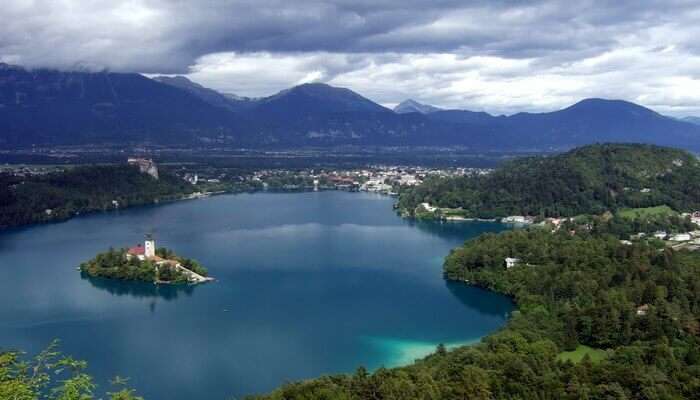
[0,191,512,399]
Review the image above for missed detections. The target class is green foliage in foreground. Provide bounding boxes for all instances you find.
[399,143,700,218]
[556,345,609,364]
[80,247,207,284]
[0,165,195,229]
[0,341,142,400]
[251,228,700,400]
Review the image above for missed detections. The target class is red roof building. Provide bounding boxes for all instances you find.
[127,244,145,256]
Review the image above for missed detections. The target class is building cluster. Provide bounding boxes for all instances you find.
[0,164,64,177]
[629,229,700,250]
[175,165,487,194]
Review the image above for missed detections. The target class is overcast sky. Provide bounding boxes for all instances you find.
[2,0,700,116]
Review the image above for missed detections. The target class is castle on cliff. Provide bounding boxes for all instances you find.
[127,158,159,180]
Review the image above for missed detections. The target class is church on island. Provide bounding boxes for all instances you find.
[126,234,157,261]
[126,235,212,284]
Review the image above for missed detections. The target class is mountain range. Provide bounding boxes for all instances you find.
[2,63,700,151]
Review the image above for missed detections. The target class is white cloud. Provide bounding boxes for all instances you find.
[2,1,700,116]
[184,48,700,116]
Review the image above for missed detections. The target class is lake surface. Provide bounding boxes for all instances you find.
[0,191,513,399]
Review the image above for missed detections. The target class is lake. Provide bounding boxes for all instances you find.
[0,191,513,399]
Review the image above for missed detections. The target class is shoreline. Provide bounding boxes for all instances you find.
[0,187,397,233]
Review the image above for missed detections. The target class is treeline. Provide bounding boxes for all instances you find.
[399,143,700,218]
[250,228,700,399]
[0,165,194,229]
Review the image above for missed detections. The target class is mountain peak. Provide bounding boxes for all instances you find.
[152,75,253,112]
[565,98,658,114]
[153,75,204,89]
[394,99,442,114]
[682,116,700,126]
[260,82,388,114]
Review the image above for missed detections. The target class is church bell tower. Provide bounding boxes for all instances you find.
[144,234,156,258]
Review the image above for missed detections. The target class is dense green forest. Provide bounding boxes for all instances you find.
[399,143,700,218]
[80,247,207,284]
[0,165,195,229]
[250,228,700,399]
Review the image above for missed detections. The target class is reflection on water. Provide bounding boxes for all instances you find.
[445,280,514,318]
[0,191,513,399]
[409,219,501,241]
[81,274,197,301]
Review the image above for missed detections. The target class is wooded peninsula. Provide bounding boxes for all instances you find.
[0,164,195,229]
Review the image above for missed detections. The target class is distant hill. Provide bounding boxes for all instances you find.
[427,98,700,150]
[428,109,499,125]
[2,64,700,150]
[238,83,463,146]
[394,99,442,114]
[497,99,700,149]
[682,116,700,125]
[153,75,256,112]
[398,143,700,218]
[254,83,389,116]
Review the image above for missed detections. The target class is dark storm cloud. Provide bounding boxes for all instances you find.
[1,0,697,72]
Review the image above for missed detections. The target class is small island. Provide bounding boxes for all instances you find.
[80,235,212,285]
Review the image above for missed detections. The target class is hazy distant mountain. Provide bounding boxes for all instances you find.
[2,64,700,150]
[241,83,455,146]
[254,83,390,116]
[0,64,250,147]
[428,109,499,125]
[682,116,700,125]
[224,93,257,102]
[153,75,256,112]
[497,99,700,149]
[394,99,442,114]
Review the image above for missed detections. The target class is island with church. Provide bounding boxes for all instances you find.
[79,235,213,285]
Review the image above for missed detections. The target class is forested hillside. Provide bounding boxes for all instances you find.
[399,143,700,218]
[0,165,194,228]
[251,228,700,399]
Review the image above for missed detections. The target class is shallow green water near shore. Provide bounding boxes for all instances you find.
[0,191,512,399]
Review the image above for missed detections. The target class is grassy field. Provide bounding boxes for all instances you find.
[557,345,609,364]
[617,205,676,219]
[440,208,469,217]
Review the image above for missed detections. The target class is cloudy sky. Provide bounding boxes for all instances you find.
[2,0,700,116]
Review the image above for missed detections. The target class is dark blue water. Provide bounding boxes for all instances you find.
[0,191,512,399]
